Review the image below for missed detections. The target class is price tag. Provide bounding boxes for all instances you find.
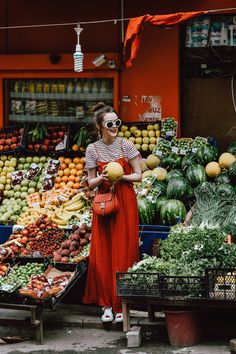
[55,134,67,151]
[172,146,179,154]
[180,149,187,155]
[166,131,175,137]
[192,147,198,153]
[154,149,162,157]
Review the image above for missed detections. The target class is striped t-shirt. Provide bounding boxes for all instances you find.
[85,137,139,169]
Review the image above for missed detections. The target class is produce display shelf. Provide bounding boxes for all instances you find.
[9,114,95,124]
[10,92,114,101]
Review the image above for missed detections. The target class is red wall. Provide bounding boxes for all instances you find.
[0,0,235,127]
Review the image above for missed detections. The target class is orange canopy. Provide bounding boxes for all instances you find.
[124,11,205,67]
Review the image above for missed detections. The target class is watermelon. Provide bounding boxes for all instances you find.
[186,164,207,187]
[196,144,218,166]
[181,153,198,170]
[160,199,187,226]
[137,197,155,225]
[152,180,166,195]
[166,169,184,183]
[166,176,190,202]
[155,196,168,213]
[216,183,235,198]
[215,173,231,184]
[167,153,182,169]
[228,141,236,156]
[228,161,236,184]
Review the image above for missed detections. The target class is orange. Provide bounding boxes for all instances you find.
[80,157,85,164]
[75,176,81,183]
[55,176,61,183]
[76,170,83,177]
[60,163,67,170]
[55,183,59,189]
[63,168,71,176]
[72,144,79,152]
[59,156,65,163]
[62,176,68,183]
[58,170,64,177]
[73,157,80,164]
[68,175,75,182]
[64,158,72,166]
[59,182,66,188]
[70,168,77,176]
[69,163,76,169]
[67,181,74,188]
[73,182,80,189]
[76,163,84,170]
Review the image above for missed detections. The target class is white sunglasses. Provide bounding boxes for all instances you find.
[104,119,122,129]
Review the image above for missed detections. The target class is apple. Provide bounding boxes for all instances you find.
[154,123,160,131]
[147,124,154,131]
[130,126,138,134]
[156,131,160,138]
[149,137,157,144]
[26,157,33,164]
[124,131,131,138]
[143,137,150,144]
[141,144,149,151]
[135,137,143,145]
[134,143,141,151]
[148,131,155,138]
[149,144,156,151]
[141,130,148,137]
[121,125,128,133]
[134,130,142,137]
[118,132,124,137]
[129,137,136,143]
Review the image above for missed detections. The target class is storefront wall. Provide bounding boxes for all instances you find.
[0,0,235,128]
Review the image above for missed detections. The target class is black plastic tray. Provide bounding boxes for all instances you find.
[206,268,236,301]
[18,261,88,310]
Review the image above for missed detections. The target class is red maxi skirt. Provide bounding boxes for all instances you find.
[82,156,139,313]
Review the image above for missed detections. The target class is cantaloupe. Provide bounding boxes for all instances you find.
[142,170,153,179]
[152,167,167,181]
[219,152,236,169]
[140,159,149,172]
[104,162,124,182]
[205,161,221,178]
[146,154,160,170]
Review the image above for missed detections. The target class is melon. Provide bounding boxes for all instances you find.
[142,170,153,179]
[140,159,149,172]
[218,152,236,169]
[152,167,167,181]
[205,161,221,178]
[104,162,124,182]
[146,154,160,170]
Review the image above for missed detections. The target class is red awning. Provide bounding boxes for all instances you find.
[124,11,205,67]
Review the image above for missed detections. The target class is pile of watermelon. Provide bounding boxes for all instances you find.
[137,141,236,226]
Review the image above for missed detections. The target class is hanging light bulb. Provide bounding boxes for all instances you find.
[74,24,84,72]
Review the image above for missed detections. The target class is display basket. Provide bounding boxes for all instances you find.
[206,268,236,301]
[159,275,206,299]
[21,123,69,156]
[0,124,25,156]
[116,272,160,298]
[18,260,88,310]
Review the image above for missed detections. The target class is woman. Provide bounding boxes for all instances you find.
[82,102,142,323]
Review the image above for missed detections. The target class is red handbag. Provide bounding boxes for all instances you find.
[93,189,119,216]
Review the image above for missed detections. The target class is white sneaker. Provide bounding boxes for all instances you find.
[115,312,123,323]
[101,307,114,323]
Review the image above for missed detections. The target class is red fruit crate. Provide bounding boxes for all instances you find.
[0,125,25,155]
[22,123,69,155]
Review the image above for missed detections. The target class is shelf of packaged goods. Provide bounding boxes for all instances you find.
[9,114,94,124]
[10,92,114,101]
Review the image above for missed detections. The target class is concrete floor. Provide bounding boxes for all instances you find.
[0,326,231,354]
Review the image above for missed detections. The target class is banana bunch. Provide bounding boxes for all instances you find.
[52,193,87,227]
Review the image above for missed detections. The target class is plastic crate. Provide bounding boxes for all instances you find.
[0,225,13,244]
[159,275,206,299]
[206,268,236,301]
[116,272,160,298]
[139,224,170,258]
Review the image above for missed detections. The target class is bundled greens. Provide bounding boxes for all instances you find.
[190,182,234,229]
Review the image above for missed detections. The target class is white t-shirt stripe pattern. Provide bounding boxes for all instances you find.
[85,137,139,170]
